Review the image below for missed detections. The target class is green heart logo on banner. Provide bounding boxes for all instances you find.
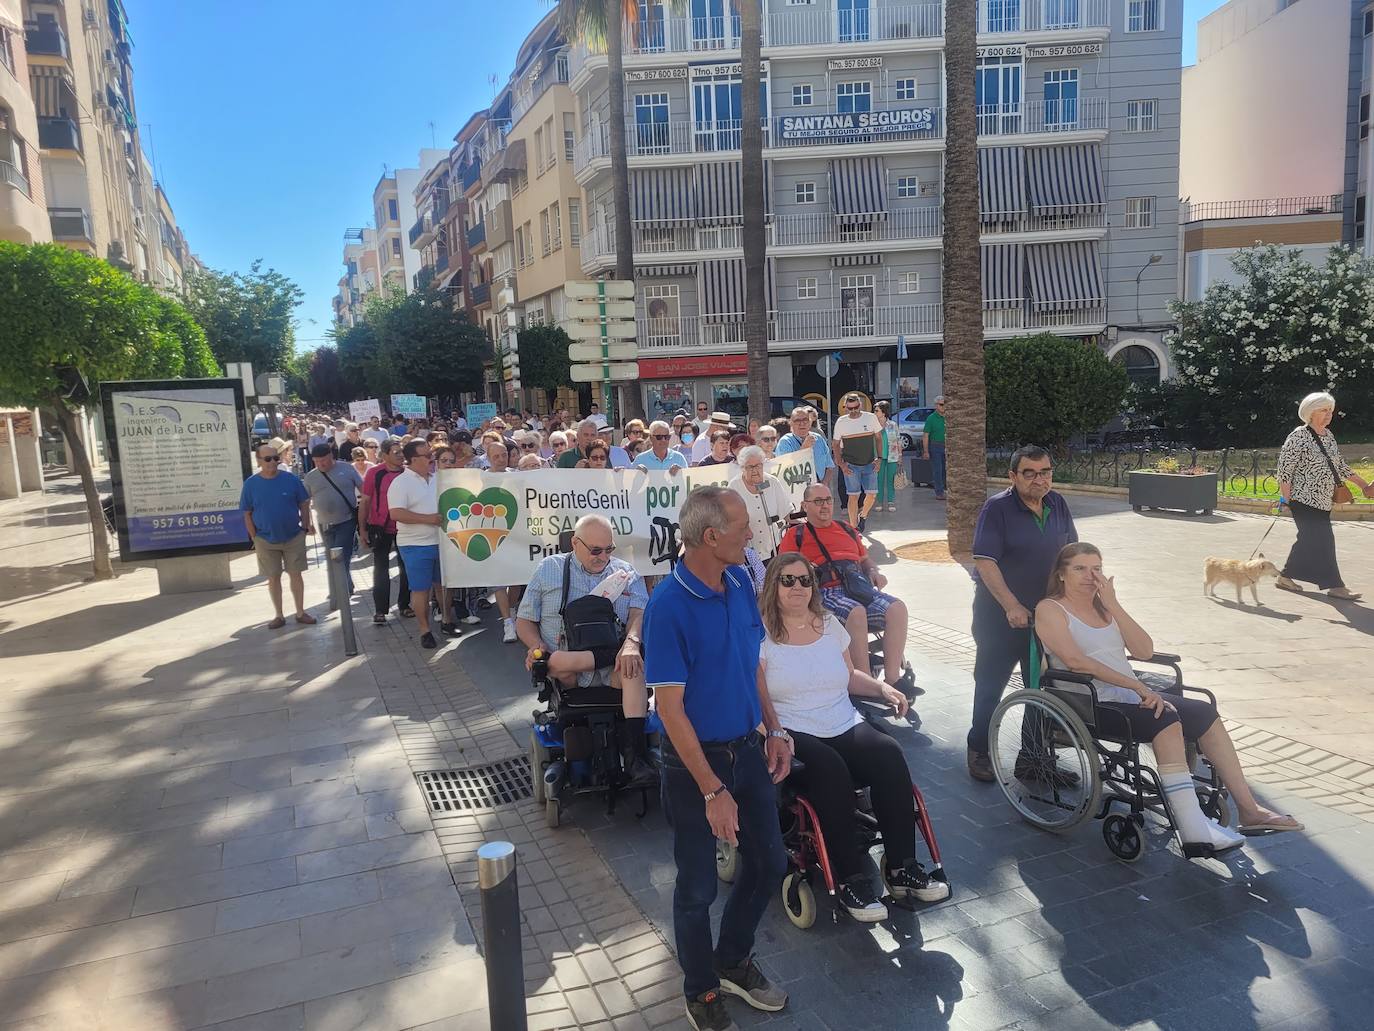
[439,486,519,562]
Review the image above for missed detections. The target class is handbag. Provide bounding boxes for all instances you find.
[800,523,879,606]
[559,555,623,669]
[1308,427,1353,505]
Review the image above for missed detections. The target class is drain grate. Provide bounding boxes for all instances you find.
[416,757,533,813]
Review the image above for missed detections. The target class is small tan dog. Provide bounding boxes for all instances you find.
[1204,556,1281,605]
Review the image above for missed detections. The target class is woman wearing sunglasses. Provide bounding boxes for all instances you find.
[757,554,947,922]
[578,441,610,469]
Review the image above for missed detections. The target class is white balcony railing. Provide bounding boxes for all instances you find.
[766,3,944,47]
[980,203,1106,234]
[983,304,1108,332]
[978,0,1110,33]
[773,206,942,246]
[976,97,1107,136]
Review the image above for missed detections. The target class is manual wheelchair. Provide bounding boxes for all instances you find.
[715,702,949,928]
[989,648,1231,862]
[528,651,661,830]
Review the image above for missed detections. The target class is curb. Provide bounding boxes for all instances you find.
[984,478,1374,521]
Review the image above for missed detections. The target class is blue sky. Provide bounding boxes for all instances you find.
[125,0,1225,353]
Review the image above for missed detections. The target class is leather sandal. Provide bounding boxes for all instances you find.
[1274,576,1302,593]
[1327,587,1363,601]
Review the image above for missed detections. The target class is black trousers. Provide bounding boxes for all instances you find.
[368,528,410,614]
[789,721,915,882]
[969,586,1036,755]
[1283,500,1344,589]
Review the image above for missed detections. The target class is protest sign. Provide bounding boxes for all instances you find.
[349,398,382,422]
[466,403,498,427]
[390,393,427,417]
[436,449,815,587]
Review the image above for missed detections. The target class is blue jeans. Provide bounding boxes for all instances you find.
[929,443,946,495]
[842,461,878,494]
[324,519,357,593]
[662,733,788,1000]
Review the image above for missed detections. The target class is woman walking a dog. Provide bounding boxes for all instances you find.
[1276,392,1371,602]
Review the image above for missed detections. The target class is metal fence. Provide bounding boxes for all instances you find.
[986,447,1283,498]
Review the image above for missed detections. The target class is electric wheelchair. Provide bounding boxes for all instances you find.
[988,645,1231,862]
[715,700,949,928]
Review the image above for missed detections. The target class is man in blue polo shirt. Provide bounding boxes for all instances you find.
[632,420,689,472]
[645,487,790,1031]
[967,444,1078,782]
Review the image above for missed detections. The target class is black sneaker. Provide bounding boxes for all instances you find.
[420,631,436,649]
[440,622,462,637]
[622,753,658,789]
[1014,752,1081,788]
[685,989,737,1031]
[837,876,888,923]
[372,614,387,625]
[716,955,786,1012]
[885,859,950,903]
[891,666,922,700]
[857,516,868,533]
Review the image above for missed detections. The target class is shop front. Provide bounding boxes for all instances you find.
[638,354,751,422]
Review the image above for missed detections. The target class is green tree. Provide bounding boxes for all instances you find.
[0,242,217,579]
[303,346,350,404]
[185,259,304,374]
[334,319,390,400]
[518,324,575,409]
[364,287,488,400]
[984,334,1128,453]
[1163,245,1374,446]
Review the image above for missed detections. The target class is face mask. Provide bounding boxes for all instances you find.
[682,432,694,444]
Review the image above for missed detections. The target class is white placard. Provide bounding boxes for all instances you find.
[349,399,382,422]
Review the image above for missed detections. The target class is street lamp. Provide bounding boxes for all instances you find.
[1135,253,1163,324]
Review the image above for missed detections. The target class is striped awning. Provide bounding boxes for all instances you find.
[828,158,887,225]
[29,65,77,119]
[701,258,776,321]
[1026,242,1104,312]
[978,146,1026,222]
[1025,144,1104,216]
[981,244,1024,310]
[632,168,696,224]
[635,263,695,277]
[832,254,883,267]
[695,162,771,226]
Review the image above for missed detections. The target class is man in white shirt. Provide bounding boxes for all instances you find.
[832,392,883,531]
[692,411,733,465]
[362,416,390,446]
[587,402,608,430]
[387,439,446,651]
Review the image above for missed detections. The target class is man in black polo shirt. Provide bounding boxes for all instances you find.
[967,445,1078,782]
[645,487,791,1031]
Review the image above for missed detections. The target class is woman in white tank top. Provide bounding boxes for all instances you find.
[1035,543,1301,845]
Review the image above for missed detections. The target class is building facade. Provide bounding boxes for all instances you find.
[1,0,49,244]
[570,0,1182,418]
[1180,0,1373,253]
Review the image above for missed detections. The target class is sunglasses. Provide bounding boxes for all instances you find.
[259,455,280,462]
[779,574,814,588]
[575,540,616,557]
[520,442,537,450]
[652,433,670,441]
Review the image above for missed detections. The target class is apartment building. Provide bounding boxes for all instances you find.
[570,0,1182,418]
[1180,0,1373,253]
[373,174,405,293]
[334,227,380,329]
[1,0,49,243]
[412,138,469,305]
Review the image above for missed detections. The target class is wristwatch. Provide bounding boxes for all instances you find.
[767,729,791,744]
[625,633,642,646]
[703,784,729,803]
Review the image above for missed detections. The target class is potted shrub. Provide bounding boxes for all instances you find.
[1127,457,1219,516]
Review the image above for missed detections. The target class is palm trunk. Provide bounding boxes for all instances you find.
[52,400,113,580]
[940,0,985,557]
[605,0,645,424]
[740,0,768,426]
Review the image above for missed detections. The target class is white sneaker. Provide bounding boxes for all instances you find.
[461,614,482,625]
[502,618,517,643]
[886,504,896,512]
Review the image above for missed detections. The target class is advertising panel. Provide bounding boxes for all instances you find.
[100,379,253,560]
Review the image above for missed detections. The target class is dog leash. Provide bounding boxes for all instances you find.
[1248,500,1285,561]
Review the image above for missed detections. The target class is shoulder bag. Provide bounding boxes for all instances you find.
[318,468,358,529]
[559,556,624,669]
[1308,427,1353,505]
[797,523,878,605]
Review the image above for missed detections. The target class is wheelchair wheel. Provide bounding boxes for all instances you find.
[545,798,560,829]
[781,872,817,930]
[716,840,738,884]
[530,730,551,804]
[1103,814,1144,862]
[989,689,1101,832]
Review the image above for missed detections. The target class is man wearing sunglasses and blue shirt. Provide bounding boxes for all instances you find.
[240,441,315,630]
[516,515,655,785]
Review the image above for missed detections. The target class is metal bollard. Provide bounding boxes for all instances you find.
[327,547,358,657]
[478,841,526,1031]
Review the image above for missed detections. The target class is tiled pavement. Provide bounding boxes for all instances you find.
[6,479,1374,1029]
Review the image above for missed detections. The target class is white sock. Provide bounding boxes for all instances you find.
[1159,767,1245,850]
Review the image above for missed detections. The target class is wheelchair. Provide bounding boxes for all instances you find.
[988,648,1230,862]
[528,651,661,829]
[715,703,949,929]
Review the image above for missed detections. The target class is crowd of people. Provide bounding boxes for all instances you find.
[232,392,1347,1031]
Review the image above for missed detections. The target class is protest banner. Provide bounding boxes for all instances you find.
[437,449,815,587]
[390,393,427,417]
[348,398,382,422]
[466,403,498,427]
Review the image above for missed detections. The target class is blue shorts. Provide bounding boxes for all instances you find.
[398,544,442,592]
[842,461,878,493]
[821,586,898,632]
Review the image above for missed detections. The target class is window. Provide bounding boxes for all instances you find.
[563,112,575,161]
[526,307,546,327]
[1357,195,1367,244]
[515,226,526,267]
[1125,99,1157,132]
[634,92,671,154]
[550,201,562,250]
[1043,69,1078,128]
[569,198,582,246]
[387,198,399,222]
[797,276,818,299]
[840,274,875,335]
[894,78,917,102]
[897,272,920,294]
[795,180,817,203]
[391,237,401,257]
[643,284,681,346]
[792,83,813,106]
[522,221,534,265]
[540,209,552,255]
[1126,0,1161,32]
[895,176,919,198]
[533,128,545,175]
[1112,345,1161,387]
[556,50,570,82]
[1124,196,1154,229]
[836,81,872,114]
[1365,10,1373,36]
[1362,94,1369,141]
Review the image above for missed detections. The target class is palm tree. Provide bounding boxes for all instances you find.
[739,0,769,426]
[558,0,647,421]
[940,0,985,556]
